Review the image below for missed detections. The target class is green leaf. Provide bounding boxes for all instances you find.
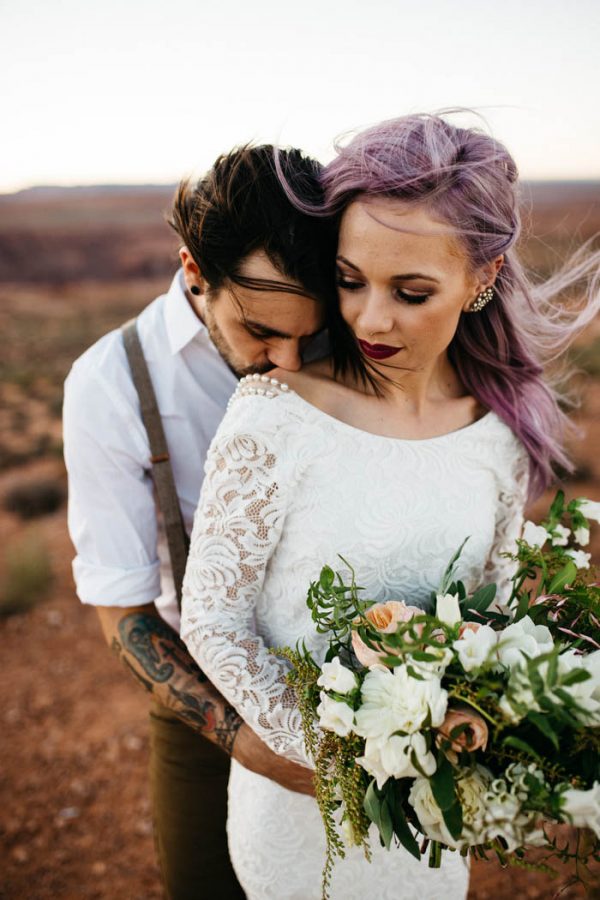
[549,490,565,521]
[441,799,463,841]
[547,561,577,594]
[439,538,470,594]
[561,668,591,687]
[468,584,497,613]
[527,711,559,749]
[502,735,543,762]
[430,755,456,811]
[513,590,531,623]
[363,780,382,829]
[319,566,335,590]
[379,796,393,849]
[385,783,421,860]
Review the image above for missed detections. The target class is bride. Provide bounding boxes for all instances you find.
[181,114,599,898]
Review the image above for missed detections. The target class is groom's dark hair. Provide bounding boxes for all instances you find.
[168,144,336,304]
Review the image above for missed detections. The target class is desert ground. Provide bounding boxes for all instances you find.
[0,183,599,899]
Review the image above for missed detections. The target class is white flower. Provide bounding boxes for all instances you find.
[316,657,358,694]
[482,764,547,851]
[316,692,354,737]
[340,816,361,847]
[354,665,448,742]
[577,499,600,524]
[573,525,590,547]
[521,521,550,548]
[496,616,554,669]
[357,732,436,788]
[550,524,570,547]
[560,782,600,838]
[408,777,451,845]
[453,625,497,672]
[408,645,454,678]
[565,548,591,570]
[435,592,462,626]
[409,766,491,848]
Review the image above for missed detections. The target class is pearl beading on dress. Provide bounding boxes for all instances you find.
[227,373,289,409]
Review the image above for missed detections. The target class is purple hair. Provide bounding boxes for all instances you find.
[276,113,600,499]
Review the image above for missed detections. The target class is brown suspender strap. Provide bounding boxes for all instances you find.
[121,319,190,610]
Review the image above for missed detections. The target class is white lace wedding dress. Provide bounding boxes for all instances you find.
[181,376,529,900]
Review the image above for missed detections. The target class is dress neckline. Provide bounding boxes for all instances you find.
[236,373,496,445]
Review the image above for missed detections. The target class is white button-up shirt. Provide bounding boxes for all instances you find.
[63,270,239,631]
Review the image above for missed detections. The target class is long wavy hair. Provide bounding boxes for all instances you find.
[277,113,600,499]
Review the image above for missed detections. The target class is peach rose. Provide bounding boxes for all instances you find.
[351,601,423,668]
[435,706,489,761]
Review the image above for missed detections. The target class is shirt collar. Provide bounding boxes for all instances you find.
[164,268,208,355]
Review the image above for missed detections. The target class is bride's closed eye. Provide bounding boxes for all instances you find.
[336,274,430,305]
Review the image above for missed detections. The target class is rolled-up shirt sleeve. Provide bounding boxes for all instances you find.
[63,357,161,607]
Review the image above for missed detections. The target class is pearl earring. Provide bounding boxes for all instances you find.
[469,286,494,313]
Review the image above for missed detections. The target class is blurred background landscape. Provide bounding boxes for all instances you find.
[0,181,599,898]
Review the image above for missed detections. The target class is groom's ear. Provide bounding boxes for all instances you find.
[179,246,209,296]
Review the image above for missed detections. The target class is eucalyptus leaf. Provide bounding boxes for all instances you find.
[547,561,577,594]
[527,711,560,749]
[430,755,456,811]
[502,735,544,761]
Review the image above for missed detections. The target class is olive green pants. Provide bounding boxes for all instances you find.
[149,703,246,900]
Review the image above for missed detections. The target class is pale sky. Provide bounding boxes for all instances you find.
[1,0,599,192]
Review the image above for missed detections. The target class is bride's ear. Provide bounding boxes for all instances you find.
[462,255,504,312]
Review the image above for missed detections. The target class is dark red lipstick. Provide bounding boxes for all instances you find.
[358,340,402,360]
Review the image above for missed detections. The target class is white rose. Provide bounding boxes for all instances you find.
[577,499,600,524]
[357,732,436,788]
[354,665,447,741]
[316,692,354,737]
[453,625,497,672]
[573,525,590,547]
[316,657,358,694]
[435,592,462,626]
[408,777,452,845]
[560,782,600,839]
[565,548,591,570]
[457,766,491,842]
[521,521,550,548]
[496,616,554,669]
[550,524,570,547]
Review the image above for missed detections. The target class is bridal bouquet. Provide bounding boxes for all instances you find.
[277,492,600,896]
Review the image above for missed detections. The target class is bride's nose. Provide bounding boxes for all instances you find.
[355,290,395,339]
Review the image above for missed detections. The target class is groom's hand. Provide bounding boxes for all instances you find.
[232,724,315,796]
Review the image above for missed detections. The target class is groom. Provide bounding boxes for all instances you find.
[63,145,336,899]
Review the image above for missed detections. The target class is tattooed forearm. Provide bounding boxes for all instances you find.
[103,607,241,753]
[118,612,207,683]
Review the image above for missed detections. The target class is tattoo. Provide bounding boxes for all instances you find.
[215,703,243,756]
[109,610,239,751]
[118,612,207,684]
[122,656,155,693]
[167,685,242,754]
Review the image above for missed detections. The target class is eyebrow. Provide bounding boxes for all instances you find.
[336,255,441,284]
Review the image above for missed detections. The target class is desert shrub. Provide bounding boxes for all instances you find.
[0,529,53,617]
[3,479,65,519]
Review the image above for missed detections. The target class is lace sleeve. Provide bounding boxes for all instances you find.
[484,440,530,612]
[180,387,309,766]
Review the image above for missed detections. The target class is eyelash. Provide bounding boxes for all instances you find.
[336,277,430,305]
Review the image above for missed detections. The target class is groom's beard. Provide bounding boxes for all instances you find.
[200,301,273,379]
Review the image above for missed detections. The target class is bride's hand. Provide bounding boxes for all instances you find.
[231,724,315,796]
